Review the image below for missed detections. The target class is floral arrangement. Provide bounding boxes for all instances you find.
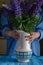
[9,0,43,32]
[9,13,39,33]
[9,0,43,15]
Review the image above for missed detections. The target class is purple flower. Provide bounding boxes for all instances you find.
[4,0,43,15]
[22,0,43,15]
[10,0,22,17]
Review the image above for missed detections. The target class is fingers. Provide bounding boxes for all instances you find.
[28,36,33,43]
[25,34,32,40]
[14,33,20,40]
[7,30,20,40]
[25,34,34,43]
[12,30,20,40]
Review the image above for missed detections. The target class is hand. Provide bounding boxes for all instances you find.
[27,32,40,43]
[5,30,20,40]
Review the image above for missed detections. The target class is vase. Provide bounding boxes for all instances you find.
[15,30,32,62]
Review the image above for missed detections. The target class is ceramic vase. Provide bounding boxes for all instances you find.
[15,30,32,62]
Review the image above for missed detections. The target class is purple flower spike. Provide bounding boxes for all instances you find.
[10,0,22,17]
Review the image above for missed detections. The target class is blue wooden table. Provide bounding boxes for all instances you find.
[0,55,43,65]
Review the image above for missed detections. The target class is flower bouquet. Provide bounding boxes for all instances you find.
[9,0,40,62]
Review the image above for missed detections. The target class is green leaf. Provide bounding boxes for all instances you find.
[9,14,39,32]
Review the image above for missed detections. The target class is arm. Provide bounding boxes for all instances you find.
[1,8,20,39]
[35,22,43,40]
[35,7,43,40]
[1,9,10,37]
